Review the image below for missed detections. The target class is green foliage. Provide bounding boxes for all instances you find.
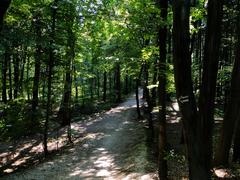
[164,149,186,164]
[217,65,232,85]
[0,99,42,141]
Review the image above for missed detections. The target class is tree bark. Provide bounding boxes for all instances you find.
[58,3,75,136]
[44,0,57,156]
[172,1,208,179]
[136,65,143,119]
[143,62,153,130]
[13,54,20,99]
[8,55,12,100]
[2,50,8,103]
[103,71,107,102]
[19,47,26,95]
[198,0,223,171]
[32,14,42,114]
[115,63,121,103]
[124,73,128,95]
[233,114,240,162]
[59,43,74,127]
[73,65,78,101]
[26,56,30,100]
[151,60,157,106]
[157,0,168,179]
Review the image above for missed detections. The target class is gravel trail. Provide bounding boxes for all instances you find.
[2,94,157,180]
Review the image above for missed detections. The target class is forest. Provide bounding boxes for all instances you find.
[0,0,240,179]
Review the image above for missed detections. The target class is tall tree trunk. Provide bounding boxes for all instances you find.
[19,47,26,95]
[73,65,78,101]
[216,4,240,165]
[13,54,20,99]
[32,14,42,115]
[109,72,112,97]
[44,0,57,156]
[124,72,128,95]
[97,71,100,99]
[2,50,8,103]
[8,55,12,100]
[115,63,121,103]
[136,65,143,119]
[151,60,157,106]
[172,1,208,179]
[26,56,30,101]
[59,47,74,128]
[198,0,223,172]
[143,62,153,130]
[19,58,25,96]
[103,71,107,102]
[58,4,75,141]
[157,0,168,178]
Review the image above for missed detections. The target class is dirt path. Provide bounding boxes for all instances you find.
[1,94,158,180]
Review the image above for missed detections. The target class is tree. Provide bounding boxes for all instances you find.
[157,0,168,179]
[172,0,223,179]
[58,0,76,134]
[32,11,42,120]
[198,0,223,172]
[172,1,204,178]
[44,0,58,156]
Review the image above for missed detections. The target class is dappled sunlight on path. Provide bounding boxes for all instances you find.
[1,93,157,180]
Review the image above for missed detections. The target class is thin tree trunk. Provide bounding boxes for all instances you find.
[124,72,128,95]
[32,14,42,115]
[115,63,121,103]
[8,55,12,100]
[2,50,8,103]
[109,72,112,97]
[103,71,107,102]
[26,56,30,101]
[19,47,26,95]
[143,62,153,130]
[136,65,143,119]
[151,60,157,106]
[13,54,20,99]
[97,71,100,99]
[73,65,78,101]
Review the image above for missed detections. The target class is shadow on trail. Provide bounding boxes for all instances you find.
[1,95,158,180]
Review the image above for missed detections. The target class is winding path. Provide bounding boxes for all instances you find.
[2,94,158,180]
